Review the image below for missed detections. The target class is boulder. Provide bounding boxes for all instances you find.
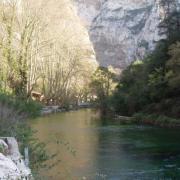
[0,137,32,180]
[0,153,21,179]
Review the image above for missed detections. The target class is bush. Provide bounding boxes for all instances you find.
[110,10,180,120]
[133,113,180,127]
[0,93,42,118]
[0,93,49,177]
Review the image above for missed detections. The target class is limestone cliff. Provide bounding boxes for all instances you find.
[0,138,32,179]
[74,0,180,70]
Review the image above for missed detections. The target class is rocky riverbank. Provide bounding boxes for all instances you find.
[41,103,92,115]
[114,113,180,128]
[0,137,32,180]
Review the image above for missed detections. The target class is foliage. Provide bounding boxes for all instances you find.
[0,119,52,176]
[0,0,97,106]
[166,42,180,93]
[0,144,4,154]
[133,113,180,128]
[110,9,180,119]
[0,1,40,97]
[111,60,150,116]
[0,1,96,178]
[40,41,96,106]
[90,67,116,115]
[0,93,42,118]
[0,94,55,177]
[159,2,180,43]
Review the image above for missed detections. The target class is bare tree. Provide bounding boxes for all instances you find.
[0,0,97,106]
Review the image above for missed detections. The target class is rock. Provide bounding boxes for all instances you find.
[0,137,32,180]
[74,0,180,70]
[0,153,21,179]
[41,108,55,115]
[0,139,9,154]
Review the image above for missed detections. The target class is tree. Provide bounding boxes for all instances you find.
[159,1,180,43]
[0,0,97,107]
[0,1,42,97]
[111,60,150,116]
[90,67,116,115]
[110,9,180,117]
[166,42,180,93]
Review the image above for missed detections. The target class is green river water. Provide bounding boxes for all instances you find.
[31,109,180,180]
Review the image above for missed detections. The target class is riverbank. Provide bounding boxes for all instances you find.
[41,103,93,115]
[133,113,180,128]
[0,93,50,179]
[41,105,180,129]
[115,113,180,128]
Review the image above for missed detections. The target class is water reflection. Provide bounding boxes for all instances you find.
[31,109,180,179]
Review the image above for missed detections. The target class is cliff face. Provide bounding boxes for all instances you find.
[74,0,180,70]
[0,138,32,179]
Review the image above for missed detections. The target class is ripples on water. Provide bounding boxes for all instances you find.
[31,109,180,179]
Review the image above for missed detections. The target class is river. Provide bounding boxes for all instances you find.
[31,109,180,180]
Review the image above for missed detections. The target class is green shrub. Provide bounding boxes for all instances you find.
[0,144,4,154]
[133,113,180,127]
[0,93,47,177]
[0,93,42,118]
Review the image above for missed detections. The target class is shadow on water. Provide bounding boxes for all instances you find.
[31,109,180,180]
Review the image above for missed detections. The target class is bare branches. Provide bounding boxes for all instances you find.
[0,0,97,105]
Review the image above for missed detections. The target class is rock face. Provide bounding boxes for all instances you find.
[74,0,180,70]
[0,153,21,179]
[0,137,32,180]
